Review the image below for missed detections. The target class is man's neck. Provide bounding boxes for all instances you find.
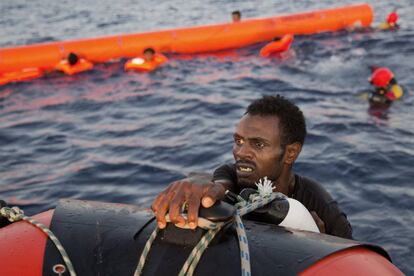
[275,171,295,197]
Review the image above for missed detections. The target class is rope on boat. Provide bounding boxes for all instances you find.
[135,192,279,276]
[0,206,77,276]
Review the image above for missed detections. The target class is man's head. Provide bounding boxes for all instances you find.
[386,9,398,26]
[232,10,241,22]
[68,52,79,66]
[233,95,306,188]
[143,48,155,61]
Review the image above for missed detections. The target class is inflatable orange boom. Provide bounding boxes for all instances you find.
[0,3,372,75]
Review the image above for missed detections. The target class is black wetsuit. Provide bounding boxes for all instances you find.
[369,89,392,106]
[369,78,398,106]
[213,164,353,239]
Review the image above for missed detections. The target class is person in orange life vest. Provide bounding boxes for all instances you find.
[124,48,168,72]
[231,10,241,22]
[55,52,94,75]
[378,9,399,30]
[368,66,403,106]
[259,34,294,57]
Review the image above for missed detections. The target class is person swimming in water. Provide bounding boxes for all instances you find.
[378,9,399,30]
[55,52,94,75]
[124,47,168,72]
[231,10,241,22]
[368,66,403,107]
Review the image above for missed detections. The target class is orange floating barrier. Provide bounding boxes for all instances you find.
[0,68,43,85]
[124,53,168,72]
[0,3,373,74]
[260,34,294,57]
[55,59,94,75]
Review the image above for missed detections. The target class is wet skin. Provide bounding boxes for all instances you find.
[233,114,285,189]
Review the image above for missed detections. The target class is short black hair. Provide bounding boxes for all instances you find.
[143,48,155,55]
[68,52,79,66]
[232,10,241,17]
[245,95,306,146]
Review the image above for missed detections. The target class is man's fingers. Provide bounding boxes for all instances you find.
[169,191,186,227]
[201,184,225,208]
[151,193,165,212]
[151,183,175,212]
[155,198,170,229]
[187,196,201,229]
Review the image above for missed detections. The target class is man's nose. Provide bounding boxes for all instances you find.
[235,144,253,160]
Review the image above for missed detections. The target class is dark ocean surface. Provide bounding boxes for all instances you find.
[1,0,413,274]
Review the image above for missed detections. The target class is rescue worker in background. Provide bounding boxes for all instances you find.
[124,48,168,72]
[232,10,241,22]
[369,66,403,106]
[55,52,94,75]
[378,9,399,30]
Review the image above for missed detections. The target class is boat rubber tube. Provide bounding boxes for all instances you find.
[0,4,373,74]
[0,209,54,276]
[0,199,397,276]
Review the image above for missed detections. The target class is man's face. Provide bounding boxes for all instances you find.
[144,52,154,61]
[232,14,240,22]
[233,114,284,189]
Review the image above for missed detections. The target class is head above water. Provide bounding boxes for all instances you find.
[68,52,79,66]
[386,9,398,25]
[233,95,306,189]
[143,48,156,61]
[369,67,394,87]
[232,10,241,22]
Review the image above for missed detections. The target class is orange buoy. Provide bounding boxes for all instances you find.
[124,53,168,72]
[0,4,373,74]
[55,59,94,75]
[260,34,294,57]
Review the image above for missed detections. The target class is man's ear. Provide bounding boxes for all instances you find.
[283,142,302,165]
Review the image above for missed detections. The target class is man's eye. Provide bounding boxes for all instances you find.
[234,138,243,145]
[255,141,265,149]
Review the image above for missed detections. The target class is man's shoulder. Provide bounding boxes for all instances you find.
[293,174,334,204]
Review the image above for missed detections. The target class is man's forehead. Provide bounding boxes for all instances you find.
[235,114,280,134]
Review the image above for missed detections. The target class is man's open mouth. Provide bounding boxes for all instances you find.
[236,161,256,176]
[238,166,253,172]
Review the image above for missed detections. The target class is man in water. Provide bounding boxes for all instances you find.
[124,47,168,72]
[55,52,94,75]
[368,66,403,107]
[143,48,156,62]
[378,9,399,30]
[152,95,353,239]
[231,10,241,22]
